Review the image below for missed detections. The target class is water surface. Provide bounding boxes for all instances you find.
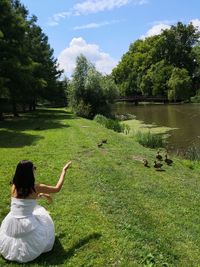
[113,102,200,152]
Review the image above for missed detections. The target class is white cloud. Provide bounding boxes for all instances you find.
[47,0,148,26]
[191,19,200,30]
[47,20,59,27]
[47,11,71,26]
[73,20,120,30]
[73,0,131,15]
[141,19,200,39]
[58,37,117,77]
[141,23,171,39]
[138,0,148,4]
[150,20,175,26]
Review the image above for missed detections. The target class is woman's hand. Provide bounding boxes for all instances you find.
[35,161,72,195]
[62,161,72,172]
[38,193,53,203]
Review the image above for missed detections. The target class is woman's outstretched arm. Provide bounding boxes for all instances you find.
[35,161,72,194]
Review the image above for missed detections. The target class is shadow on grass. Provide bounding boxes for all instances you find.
[0,131,43,148]
[0,109,74,132]
[1,233,102,266]
[33,232,102,266]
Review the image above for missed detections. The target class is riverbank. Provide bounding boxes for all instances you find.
[0,108,200,266]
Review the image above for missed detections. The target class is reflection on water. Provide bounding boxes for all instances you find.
[113,102,200,153]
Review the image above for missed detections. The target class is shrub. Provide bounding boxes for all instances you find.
[94,114,126,133]
[191,89,200,103]
[93,114,108,126]
[134,131,165,148]
[74,100,92,118]
[190,95,200,103]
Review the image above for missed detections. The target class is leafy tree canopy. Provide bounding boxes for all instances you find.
[69,55,118,118]
[112,22,200,101]
[0,0,65,118]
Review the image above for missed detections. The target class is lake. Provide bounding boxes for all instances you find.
[113,102,200,153]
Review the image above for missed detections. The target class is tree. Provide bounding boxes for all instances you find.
[192,45,200,94]
[112,36,161,96]
[112,22,200,101]
[69,55,118,118]
[100,75,119,103]
[160,22,199,74]
[149,61,173,96]
[0,0,64,116]
[0,0,30,116]
[25,15,63,110]
[167,68,192,102]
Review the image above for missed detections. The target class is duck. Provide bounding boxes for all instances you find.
[143,159,150,167]
[165,154,173,165]
[154,161,163,170]
[156,151,163,161]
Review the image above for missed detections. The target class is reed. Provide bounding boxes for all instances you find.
[185,145,200,161]
[134,131,165,148]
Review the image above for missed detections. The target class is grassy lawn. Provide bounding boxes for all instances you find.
[0,108,200,267]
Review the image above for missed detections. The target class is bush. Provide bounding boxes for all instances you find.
[134,131,165,148]
[105,119,122,132]
[191,89,200,103]
[74,100,91,118]
[94,114,127,133]
[190,95,200,103]
[93,114,108,125]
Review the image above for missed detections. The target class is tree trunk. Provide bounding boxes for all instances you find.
[12,100,19,117]
[0,111,4,121]
[22,104,26,112]
[32,98,36,111]
[29,103,32,112]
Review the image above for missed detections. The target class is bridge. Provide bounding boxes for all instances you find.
[115,96,179,104]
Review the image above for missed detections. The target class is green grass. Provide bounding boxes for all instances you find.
[0,108,200,266]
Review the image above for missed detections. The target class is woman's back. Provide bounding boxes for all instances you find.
[10,197,36,218]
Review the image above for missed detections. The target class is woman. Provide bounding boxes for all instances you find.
[0,159,72,263]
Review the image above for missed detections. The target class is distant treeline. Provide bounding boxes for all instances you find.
[0,0,67,119]
[2,1,200,122]
[112,22,200,102]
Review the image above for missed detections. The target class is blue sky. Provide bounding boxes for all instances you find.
[21,0,200,77]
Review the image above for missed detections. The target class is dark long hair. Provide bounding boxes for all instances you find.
[12,160,36,198]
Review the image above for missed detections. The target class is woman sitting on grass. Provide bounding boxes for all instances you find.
[0,159,72,263]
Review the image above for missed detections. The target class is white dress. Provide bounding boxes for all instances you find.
[0,197,55,263]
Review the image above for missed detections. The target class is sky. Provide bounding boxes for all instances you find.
[21,0,200,77]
